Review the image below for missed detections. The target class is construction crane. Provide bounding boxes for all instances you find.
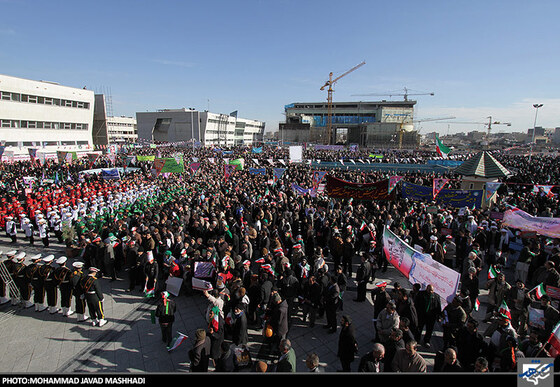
[395,116,456,149]
[320,61,366,144]
[352,87,434,101]
[436,116,511,149]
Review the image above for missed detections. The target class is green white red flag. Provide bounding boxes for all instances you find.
[435,134,451,159]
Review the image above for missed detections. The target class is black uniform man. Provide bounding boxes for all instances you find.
[54,257,74,317]
[70,261,89,322]
[81,267,107,327]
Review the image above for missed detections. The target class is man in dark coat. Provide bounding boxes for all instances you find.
[371,281,391,319]
[358,343,385,373]
[231,303,249,346]
[189,328,211,372]
[269,293,289,350]
[337,315,358,372]
[414,284,441,348]
[354,254,371,302]
[324,274,340,333]
[155,291,176,347]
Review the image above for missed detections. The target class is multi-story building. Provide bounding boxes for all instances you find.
[136,108,265,146]
[0,74,95,156]
[107,116,137,144]
[280,100,418,147]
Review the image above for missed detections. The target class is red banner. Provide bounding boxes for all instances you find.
[326,176,394,201]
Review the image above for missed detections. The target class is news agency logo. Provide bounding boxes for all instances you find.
[518,358,554,387]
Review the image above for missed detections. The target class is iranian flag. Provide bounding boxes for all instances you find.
[474,298,480,311]
[255,257,265,264]
[144,287,155,298]
[531,282,547,300]
[261,264,277,277]
[547,322,560,355]
[210,306,220,331]
[498,300,512,320]
[488,265,500,280]
[360,221,367,231]
[167,332,188,352]
[435,134,451,159]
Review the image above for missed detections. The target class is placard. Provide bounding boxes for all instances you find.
[165,276,183,296]
[528,306,545,329]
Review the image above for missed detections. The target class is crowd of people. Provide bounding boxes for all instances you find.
[0,144,559,373]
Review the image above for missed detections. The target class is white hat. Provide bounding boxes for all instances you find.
[430,235,438,241]
[72,261,84,269]
[30,254,42,261]
[13,252,26,261]
[56,257,67,265]
[43,255,54,263]
[6,250,17,257]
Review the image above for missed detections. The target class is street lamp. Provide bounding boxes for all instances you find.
[530,103,543,162]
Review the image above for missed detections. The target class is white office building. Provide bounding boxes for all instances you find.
[0,74,95,157]
[136,108,265,146]
[107,116,137,143]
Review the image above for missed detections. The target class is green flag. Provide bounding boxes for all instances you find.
[435,134,451,159]
[229,158,245,170]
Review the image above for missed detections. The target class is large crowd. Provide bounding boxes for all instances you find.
[0,145,559,373]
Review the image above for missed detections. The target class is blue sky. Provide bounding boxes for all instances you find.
[1,0,559,135]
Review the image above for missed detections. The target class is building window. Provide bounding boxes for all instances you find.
[0,90,90,109]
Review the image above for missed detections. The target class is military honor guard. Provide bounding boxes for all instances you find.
[41,255,60,314]
[80,267,107,327]
[54,257,74,317]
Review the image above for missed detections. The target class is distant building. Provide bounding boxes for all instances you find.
[107,116,137,144]
[280,100,418,147]
[136,109,265,146]
[553,127,560,144]
[91,95,137,146]
[527,126,548,144]
[0,73,94,155]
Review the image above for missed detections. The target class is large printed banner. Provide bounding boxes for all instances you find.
[154,157,185,173]
[401,181,483,208]
[503,207,560,239]
[383,227,460,308]
[326,176,394,201]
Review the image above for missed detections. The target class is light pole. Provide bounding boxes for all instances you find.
[530,103,543,162]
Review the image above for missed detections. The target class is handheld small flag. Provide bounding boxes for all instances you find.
[530,283,547,300]
[488,265,500,280]
[474,298,480,311]
[167,332,188,352]
[210,306,220,331]
[144,287,155,298]
[498,300,511,320]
